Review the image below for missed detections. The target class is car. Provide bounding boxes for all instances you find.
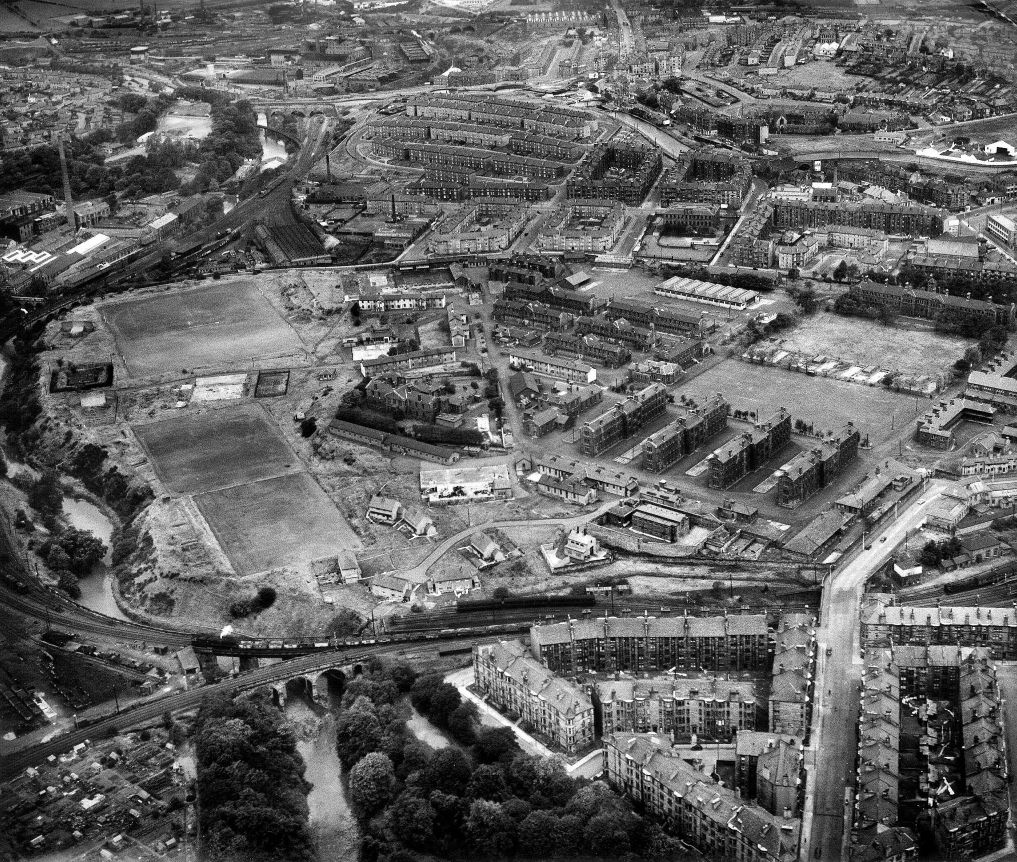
[879,536,887,543]
[826,646,833,657]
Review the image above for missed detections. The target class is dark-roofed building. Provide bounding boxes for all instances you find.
[708,409,792,489]
[848,280,1015,328]
[474,640,594,752]
[580,383,668,456]
[594,674,758,740]
[775,424,861,508]
[605,733,801,862]
[530,613,770,674]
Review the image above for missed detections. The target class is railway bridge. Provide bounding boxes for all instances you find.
[268,663,362,708]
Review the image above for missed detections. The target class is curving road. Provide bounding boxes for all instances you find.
[398,498,620,584]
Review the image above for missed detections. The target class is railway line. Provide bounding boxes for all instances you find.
[0,636,474,781]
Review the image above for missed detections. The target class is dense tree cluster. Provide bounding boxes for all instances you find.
[411,424,486,448]
[920,538,963,568]
[228,586,278,618]
[339,663,692,862]
[38,525,107,598]
[0,88,259,203]
[180,99,262,195]
[194,692,314,862]
[113,93,173,144]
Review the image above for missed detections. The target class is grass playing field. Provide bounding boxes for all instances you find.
[103,281,305,378]
[196,473,362,575]
[133,403,301,495]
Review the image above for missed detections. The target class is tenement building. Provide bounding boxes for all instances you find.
[537,199,626,252]
[846,281,1015,328]
[774,423,860,508]
[530,613,770,674]
[579,383,668,456]
[566,143,663,205]
[861,595,1017,660]
[660,148,753,207]
[641,394,729,473]
[966,351,1017,412]
[605,297,714,337]
[473,640,594,753]
[707,409,793,489]
[916,397,997,449]
[606,733,801,862]
[594,674,759,740]
[769,614,816,737]
[772,199,945,236]
[850,638,1008,862]
[543,332,631,368]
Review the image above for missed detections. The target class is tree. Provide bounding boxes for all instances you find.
[422,747,472,796]
[348,752,395,819]
[584,810,633,856]
[448,701,478,745]
[395,740,432,780]
[192,692,314,862]
[473,726,520,765]
[50,527,107,575]
[27,470,63,527]
[335,705,383,769]
[389,662,418,693]
[466,799,517,857]
[388,792,437,851]
[57,569,80,598]
[518,810,560,856]
[833,259,849,281]
[466,763,511,802]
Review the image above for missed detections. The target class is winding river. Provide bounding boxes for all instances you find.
[62,495,128,622]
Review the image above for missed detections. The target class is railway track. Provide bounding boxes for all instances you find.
[0,636,475,780]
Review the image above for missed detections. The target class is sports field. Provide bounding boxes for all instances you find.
[133,404,300,495]
[196,473,361,575]
[679,359,916,446]
[103,282,304,378]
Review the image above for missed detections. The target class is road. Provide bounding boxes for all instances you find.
[712,178,768,266]
[610,0,635,55]
[802,479,946,862]
[609,111,689,160]
[398,498,621,584]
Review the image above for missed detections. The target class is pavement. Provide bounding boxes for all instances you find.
[802,478,950,862]
[446,666,604,777]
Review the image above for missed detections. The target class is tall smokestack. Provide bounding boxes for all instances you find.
[391,193,396,222]
[325,149,332,182]
[57,133,76,231]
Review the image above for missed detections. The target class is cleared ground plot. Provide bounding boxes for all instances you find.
[196,473,361,575]
[104,282,304,377]
[777,312,969,377]
[133,403,300,495]
[677,359,914,446]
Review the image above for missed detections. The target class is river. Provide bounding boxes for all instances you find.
[257,111,291,171]
[284,699,359,862]
[62,496,128,622]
